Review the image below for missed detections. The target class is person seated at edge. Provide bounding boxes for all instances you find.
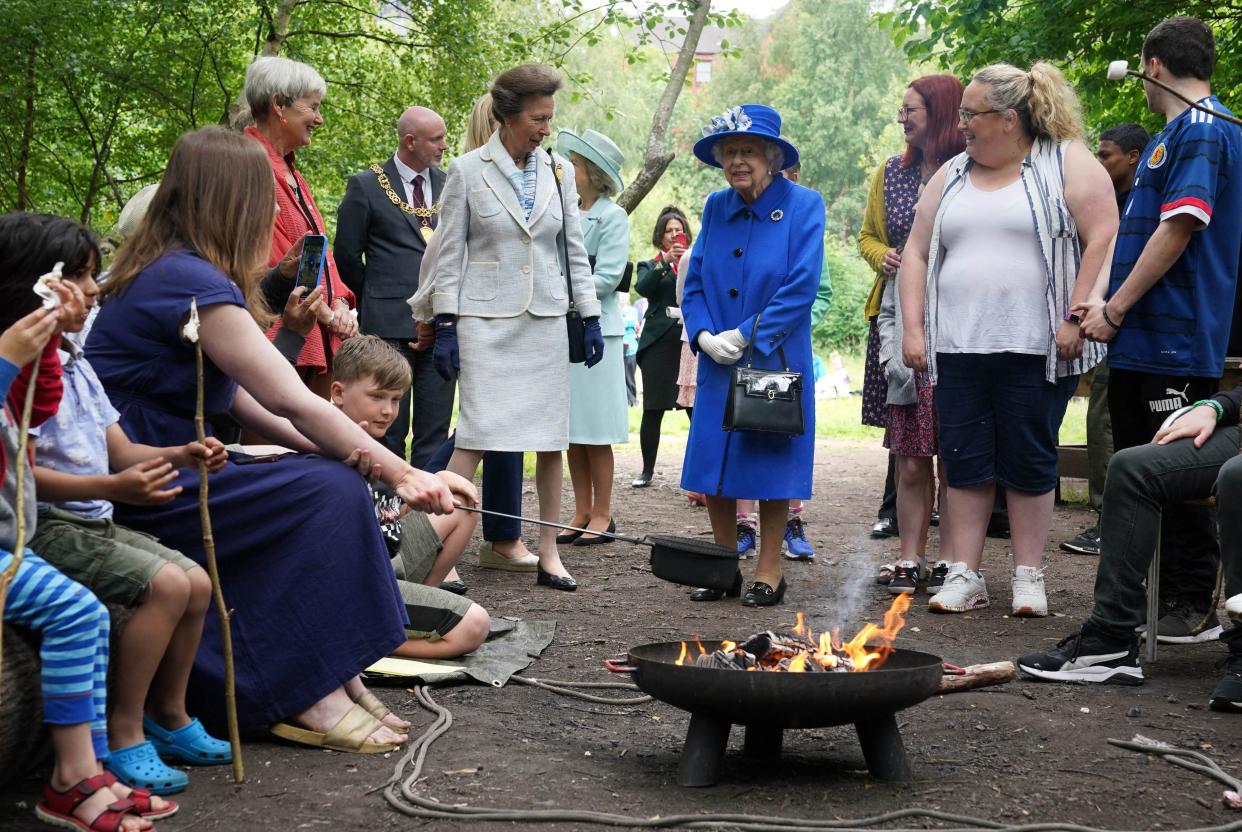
[679,103,825,608]
[1017,386,1242,713]
[899,62,1118,617]
[85,125,455,755]
[329,335,491,659]
[241,55,358,396]
[20,215,230,797]
[431,64,604,593]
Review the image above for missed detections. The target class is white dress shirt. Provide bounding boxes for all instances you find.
[392,155,430,208]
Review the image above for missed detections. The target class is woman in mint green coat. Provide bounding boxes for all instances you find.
[556,128,631,544]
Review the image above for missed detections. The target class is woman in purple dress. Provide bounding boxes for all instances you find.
[87,127,460,754]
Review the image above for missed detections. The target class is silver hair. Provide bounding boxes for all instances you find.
[244,56,327,121]
[710,136,785,173]
[570,152,618,197]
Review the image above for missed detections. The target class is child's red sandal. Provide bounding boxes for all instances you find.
[100,771,179,821]
[35,773,149,831]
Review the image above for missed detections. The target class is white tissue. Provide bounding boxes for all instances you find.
[33,262,65,310]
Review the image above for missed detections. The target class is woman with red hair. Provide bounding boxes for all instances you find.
[859,74,964,594]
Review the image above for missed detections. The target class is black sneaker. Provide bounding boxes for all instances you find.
[1017,625,1143,685]
[1060,525,1100,556]
[1210,654,1242,713]
[926,560,950,591]
[1145,599,1223,644]
[888,560,922,595]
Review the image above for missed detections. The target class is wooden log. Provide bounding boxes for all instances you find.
[937,660,1016,694]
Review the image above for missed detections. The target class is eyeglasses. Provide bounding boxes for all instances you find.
[896,106,926,121]
[958,108,1004,124]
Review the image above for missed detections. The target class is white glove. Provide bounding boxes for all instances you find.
[718,328,748,352]
[697,330,743,365]
[665,305,683,321]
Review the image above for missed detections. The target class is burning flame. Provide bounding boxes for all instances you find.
[674,594,911,673]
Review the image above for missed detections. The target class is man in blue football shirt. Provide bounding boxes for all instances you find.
[1076,16,1242,644]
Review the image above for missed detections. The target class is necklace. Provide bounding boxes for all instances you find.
[370,164,440,241]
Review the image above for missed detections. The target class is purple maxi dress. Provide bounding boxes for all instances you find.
[87,250,406,732]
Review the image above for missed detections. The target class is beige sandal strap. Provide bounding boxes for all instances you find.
[323,702,386,751]
[355,690,391,722]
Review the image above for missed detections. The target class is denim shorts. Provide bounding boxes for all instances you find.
[934,352,1078,494]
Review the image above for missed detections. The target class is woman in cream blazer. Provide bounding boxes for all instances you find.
[430,64,602,590]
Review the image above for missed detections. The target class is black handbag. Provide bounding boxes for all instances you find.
[723,315,805,436]
[588,255,634,294]
[552,161,587,364]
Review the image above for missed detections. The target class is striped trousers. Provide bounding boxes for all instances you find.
[2,549,110,759]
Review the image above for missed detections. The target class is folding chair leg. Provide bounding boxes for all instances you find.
[1146,515,1160,664]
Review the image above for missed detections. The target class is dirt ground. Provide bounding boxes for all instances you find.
[3,438,1239,831]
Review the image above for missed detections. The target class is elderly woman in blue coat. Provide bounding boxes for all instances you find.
[681,104,825,607]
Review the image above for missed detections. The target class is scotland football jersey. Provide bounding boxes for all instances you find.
[1107,95,1242,377]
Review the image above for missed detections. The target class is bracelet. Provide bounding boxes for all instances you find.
[1101,304,1121,331]
[1192,399,1225,422]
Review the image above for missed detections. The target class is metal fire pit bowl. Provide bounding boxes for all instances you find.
[610,641,943,787]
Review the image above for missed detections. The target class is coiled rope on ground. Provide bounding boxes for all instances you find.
[382,683,1242,831]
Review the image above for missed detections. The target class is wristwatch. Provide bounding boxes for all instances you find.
[1063,311,1081,324]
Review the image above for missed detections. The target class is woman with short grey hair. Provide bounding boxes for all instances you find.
[242,55,357,394]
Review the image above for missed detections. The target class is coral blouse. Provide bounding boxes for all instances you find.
[244,126,354,374]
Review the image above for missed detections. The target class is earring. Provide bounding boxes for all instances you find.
[280,117,288,125]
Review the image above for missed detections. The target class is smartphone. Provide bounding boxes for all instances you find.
[295,234,328,293]
[672,232,689,248]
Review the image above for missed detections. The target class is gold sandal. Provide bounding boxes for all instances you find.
[355,690,409,727]
[271,702,399,754]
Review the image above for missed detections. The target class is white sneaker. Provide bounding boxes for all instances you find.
[1012,565,1048,617]
[928,563,988,613]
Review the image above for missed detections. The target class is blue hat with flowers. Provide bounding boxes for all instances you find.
[692,104,799,171]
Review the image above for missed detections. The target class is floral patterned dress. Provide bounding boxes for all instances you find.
[861,156,920,427]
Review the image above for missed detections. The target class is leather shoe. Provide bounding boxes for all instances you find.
[742,577,787,607]
[574,518,615,546]
[556,527,586,544]
[870,517,898,539]
[929,511,940,527]
[439,580,468,595]
[536,566,578,592]
[690,571,742,602]
[631,472,653,488]
[479,542,539,572]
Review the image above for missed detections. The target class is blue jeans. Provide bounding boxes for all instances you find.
[426,433,523,542]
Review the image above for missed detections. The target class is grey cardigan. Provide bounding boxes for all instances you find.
[431,131,600,320]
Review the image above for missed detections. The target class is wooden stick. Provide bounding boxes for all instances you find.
[937,660,1016,694]
[191,303,244,783]
[0,359,40,695]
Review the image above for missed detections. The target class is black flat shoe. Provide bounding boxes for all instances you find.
[574,519,615,546]
[536,566,578,592]
[556,527,586,544]
[929,511,940,527]
[690,571,743,602]
[870,517,898,539]
[631,472,653,488]
[439,580,468,595]
[741,577,787,607]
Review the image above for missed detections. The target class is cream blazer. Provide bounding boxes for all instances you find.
[431,131,600,320]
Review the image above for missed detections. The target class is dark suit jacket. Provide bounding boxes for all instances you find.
[335,157,446,339]
[635,257,680,355]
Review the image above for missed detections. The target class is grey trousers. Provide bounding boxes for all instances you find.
[1088,425,1242,654]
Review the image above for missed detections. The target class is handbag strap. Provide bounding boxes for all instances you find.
[550,157,576,311]
[740,313,792,372]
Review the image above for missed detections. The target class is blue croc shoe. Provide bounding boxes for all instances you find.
[106,740,188,795]
[144,715,232,765]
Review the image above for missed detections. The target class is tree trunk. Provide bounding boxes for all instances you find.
[16,45,36,212]
[616,0,712,214]
[228,0,298,127]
